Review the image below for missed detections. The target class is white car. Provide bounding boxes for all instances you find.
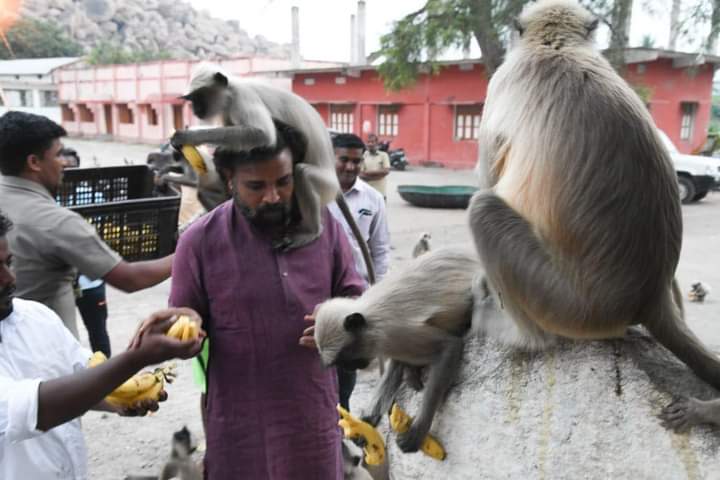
[658,130,720,203]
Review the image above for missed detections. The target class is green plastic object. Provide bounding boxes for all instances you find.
[397,185,478,209]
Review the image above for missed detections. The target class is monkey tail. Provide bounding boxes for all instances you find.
[644,292,720,390]
[336,193,376,285]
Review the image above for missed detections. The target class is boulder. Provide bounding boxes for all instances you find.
[351,329,720,479]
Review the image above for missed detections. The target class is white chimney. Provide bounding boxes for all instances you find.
[350,14,357,64]
[291,6,301,69]
[356,1,366,65]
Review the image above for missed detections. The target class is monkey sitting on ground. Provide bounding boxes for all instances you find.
[411,232,431,259]
[688,281,711,303]
[124,426,202,480]
[468,0,720,422]
[170,64,339,250]
[342,438,374,480]
[314,248,481,453]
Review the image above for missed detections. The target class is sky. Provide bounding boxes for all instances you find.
[186,0,712,63]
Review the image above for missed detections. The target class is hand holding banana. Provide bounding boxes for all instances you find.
[127,308,206,364]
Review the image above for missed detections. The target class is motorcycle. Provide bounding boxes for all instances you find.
[379,140,408,171]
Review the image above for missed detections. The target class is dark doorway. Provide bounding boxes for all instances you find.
[172,105,184,131]
[104,104,113,135]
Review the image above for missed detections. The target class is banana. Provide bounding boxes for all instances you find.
[337,405,386,466]
[167,315,199,341]
[87,351,175,408]
[166,315,188,339]
[88,351,107,368]
[389,404,446,461]
[181,145,208,175]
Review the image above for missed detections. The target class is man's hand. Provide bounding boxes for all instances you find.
[299,313,317,349]
[128,308,206,365]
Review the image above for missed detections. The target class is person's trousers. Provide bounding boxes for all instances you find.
[76,282,111,357]
[337,366,357,411]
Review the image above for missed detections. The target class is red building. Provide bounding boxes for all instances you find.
[291,49,719,169]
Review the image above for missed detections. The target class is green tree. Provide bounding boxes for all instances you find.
[86,41,172,65]
[0,18,82,59]
[375,0,637,90]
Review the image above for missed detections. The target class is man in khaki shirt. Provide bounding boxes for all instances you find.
[361,133,391,199]
[0,111,174,338]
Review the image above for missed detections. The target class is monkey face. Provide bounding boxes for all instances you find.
[182,86,225,120]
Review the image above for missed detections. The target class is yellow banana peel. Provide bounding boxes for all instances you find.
[167,315,199,341]
[180,145,208,175]
[389,404,446,461]
[337,405,386,466]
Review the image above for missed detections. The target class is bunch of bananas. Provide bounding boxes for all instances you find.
[337,405,386,465]
[87,352,176,409]
[389,404,446,461]
[166,315,200,341]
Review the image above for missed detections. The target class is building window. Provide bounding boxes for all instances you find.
[330,104,354,133]
[117,103,134,124]
[61,104,75,122]
[4,89,33,107]
[378,106,399,136]
[454,104,483,140]
[143,104,159,126]
[78,104,94,123]
[42,90,59,107]
[680,102,698,141]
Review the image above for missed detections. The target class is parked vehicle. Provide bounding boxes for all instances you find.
[658,130,720,204]
[378,140,408,171]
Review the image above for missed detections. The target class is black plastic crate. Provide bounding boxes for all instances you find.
[57,166,180,261]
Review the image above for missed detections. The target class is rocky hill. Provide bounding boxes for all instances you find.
[19,0,291,60]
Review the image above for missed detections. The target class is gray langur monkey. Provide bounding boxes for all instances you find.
[342,439,374,480]
[468,0,720,413]
[170,64,375,282]
[411,232,431,259]
[314,248,480,453]
[124,426,202,480]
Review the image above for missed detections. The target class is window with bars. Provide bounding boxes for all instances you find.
[680,102,698,141]
[454,104,483,140]
[377,106,399,136]
[330,105,354,133]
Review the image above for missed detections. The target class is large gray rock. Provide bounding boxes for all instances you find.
[351,329,720,480]
[18,0,291,60]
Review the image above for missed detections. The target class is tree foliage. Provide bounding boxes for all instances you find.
[375,0,639,90]
[0,18,82,59]
[86,41,172,65]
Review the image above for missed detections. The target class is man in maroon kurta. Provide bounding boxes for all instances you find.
[169,121,364,479]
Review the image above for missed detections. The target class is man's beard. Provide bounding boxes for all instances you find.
[0,283,15,320]
[233,192,292,233]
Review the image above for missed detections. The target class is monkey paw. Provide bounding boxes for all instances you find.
[659,397,707,432]
[170,130,191,148]
[396,427,424,453]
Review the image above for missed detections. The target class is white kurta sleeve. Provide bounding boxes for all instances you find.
[0,375,43,443]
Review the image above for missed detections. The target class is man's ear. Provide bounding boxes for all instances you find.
[213,72,229,87]
[343,312,366,332]
[25,153,43,173]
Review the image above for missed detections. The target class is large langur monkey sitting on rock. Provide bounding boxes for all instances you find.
[469,0,720,418]
[171,64,375,281]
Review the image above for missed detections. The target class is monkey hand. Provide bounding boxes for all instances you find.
[337,405,386,465]
[390,404,446,460]
[170,129,193,149]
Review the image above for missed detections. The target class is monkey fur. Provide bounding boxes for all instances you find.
[342,438,374,480]
[469,0,720,415]
[314,248,480,453]
[171,63,340,250]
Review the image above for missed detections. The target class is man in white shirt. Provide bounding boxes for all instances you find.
[0,210,205,480]
[360,133,391,200]
[327,133,391,410]
[329,133,391,286]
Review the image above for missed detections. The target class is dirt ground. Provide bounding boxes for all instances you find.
[63,138,720,479]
